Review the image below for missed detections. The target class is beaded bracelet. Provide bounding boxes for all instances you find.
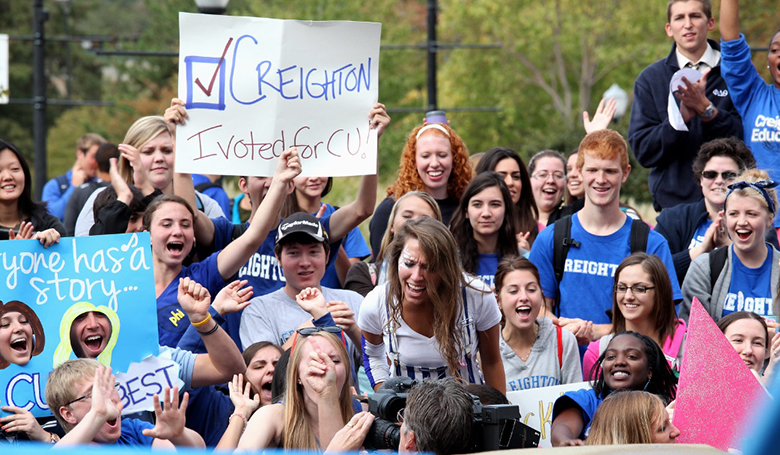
[229,412,248,433]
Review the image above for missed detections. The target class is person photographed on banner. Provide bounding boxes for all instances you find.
[495,257,582,391]
[583,253,687,379]
[585,390,680,445]
[449,172,522,288]
[237,330,355,450]
[369,121,472,257]
[359,217,505,392]
[719,0,780,238]
[0,139,66,245]
[550,332,677,446]
[655,137,776,286]
[281,174,371,289]
[344,191,441,297]
[473,147,539,249]
[681,169,780,325]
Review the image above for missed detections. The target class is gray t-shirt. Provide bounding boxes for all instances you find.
[239,286,363,349]
[500,317,582,391]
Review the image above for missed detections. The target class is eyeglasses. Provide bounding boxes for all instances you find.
[66,382,122,406]
[532,171,566,181]
[614,284,656,295]
[702,170,738,181]
[291,326,347,352]
[397,407,405,423]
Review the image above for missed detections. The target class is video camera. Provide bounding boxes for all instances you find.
[363,377,541,452]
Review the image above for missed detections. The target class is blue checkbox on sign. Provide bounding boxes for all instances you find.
[185,55,227,111]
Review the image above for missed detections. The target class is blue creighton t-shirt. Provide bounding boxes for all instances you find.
[723,245,774,317]
[529,214,681,324]
[475,253,500,289]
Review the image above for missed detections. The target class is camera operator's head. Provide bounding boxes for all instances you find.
[400,379,474,455]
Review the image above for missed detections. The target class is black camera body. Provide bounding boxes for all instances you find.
[363,378,541,452]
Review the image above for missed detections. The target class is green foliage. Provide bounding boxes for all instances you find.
[0,0,776,206]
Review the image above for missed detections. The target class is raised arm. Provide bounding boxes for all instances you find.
[216,147,301,280]
[177,277,246,387]
[327,103,389,241]
[55,366,120,447]
[720,0,740,41]
[165,98,218,248]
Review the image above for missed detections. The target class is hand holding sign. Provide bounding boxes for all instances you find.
[164,98,189,135]
[369,102,390,139]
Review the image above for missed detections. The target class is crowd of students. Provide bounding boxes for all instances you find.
[1,0,779,451]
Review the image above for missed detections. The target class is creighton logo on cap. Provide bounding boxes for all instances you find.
[276,212,328,244]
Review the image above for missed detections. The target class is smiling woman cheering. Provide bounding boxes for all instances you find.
[681,169,780,324]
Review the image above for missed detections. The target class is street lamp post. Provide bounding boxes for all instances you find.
[33,0,48,199]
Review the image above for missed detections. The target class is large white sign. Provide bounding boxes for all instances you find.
[507,382,592,448]
[176,13,381,177]
[0,34,8,104]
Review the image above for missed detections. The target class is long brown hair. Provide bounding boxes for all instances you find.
[611,253,678,347]
[386,217,465,377]
[0,300,45,369]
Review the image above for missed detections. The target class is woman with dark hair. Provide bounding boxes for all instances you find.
[474,147,539,248]
[0,300,45,369]
[0,139,65,244]
[656,137,763,285]
[551,331,677,446]
[583,253,687,378]
[495,257,581,391]
[359,217,505,392]
[717,311,776,383]
[449,172,521,288]
[184,341,283,448]
[368,122,472,257]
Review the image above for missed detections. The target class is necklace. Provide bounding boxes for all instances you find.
[516,323,539,363]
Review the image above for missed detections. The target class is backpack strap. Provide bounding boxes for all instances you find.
[556,324,563,370]
[552,215,578,318]
[709,246,729,290]
[629,219,650,253]
[55,174,70,195]
[195,180,220,193]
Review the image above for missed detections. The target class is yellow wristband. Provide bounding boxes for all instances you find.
[191,313,212,327]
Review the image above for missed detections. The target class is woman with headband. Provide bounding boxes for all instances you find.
[681,169,780,324]
[368,123,472,257]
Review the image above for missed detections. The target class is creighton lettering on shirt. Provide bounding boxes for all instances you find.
[528,214,681,324]
[239,253,286,283]
[563,259,619,277]
[507,375,561,391]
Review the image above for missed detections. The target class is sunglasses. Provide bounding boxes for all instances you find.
[701,170,738,181]
[290,326,347,353]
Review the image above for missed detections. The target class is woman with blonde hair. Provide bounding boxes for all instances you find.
[73,116,224,236]
[359,217,505,392]
[368,122,472,256]
[586,390,679,445]
[681,169,780,323]
[345,191,441,296]
[237,330,353,450]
